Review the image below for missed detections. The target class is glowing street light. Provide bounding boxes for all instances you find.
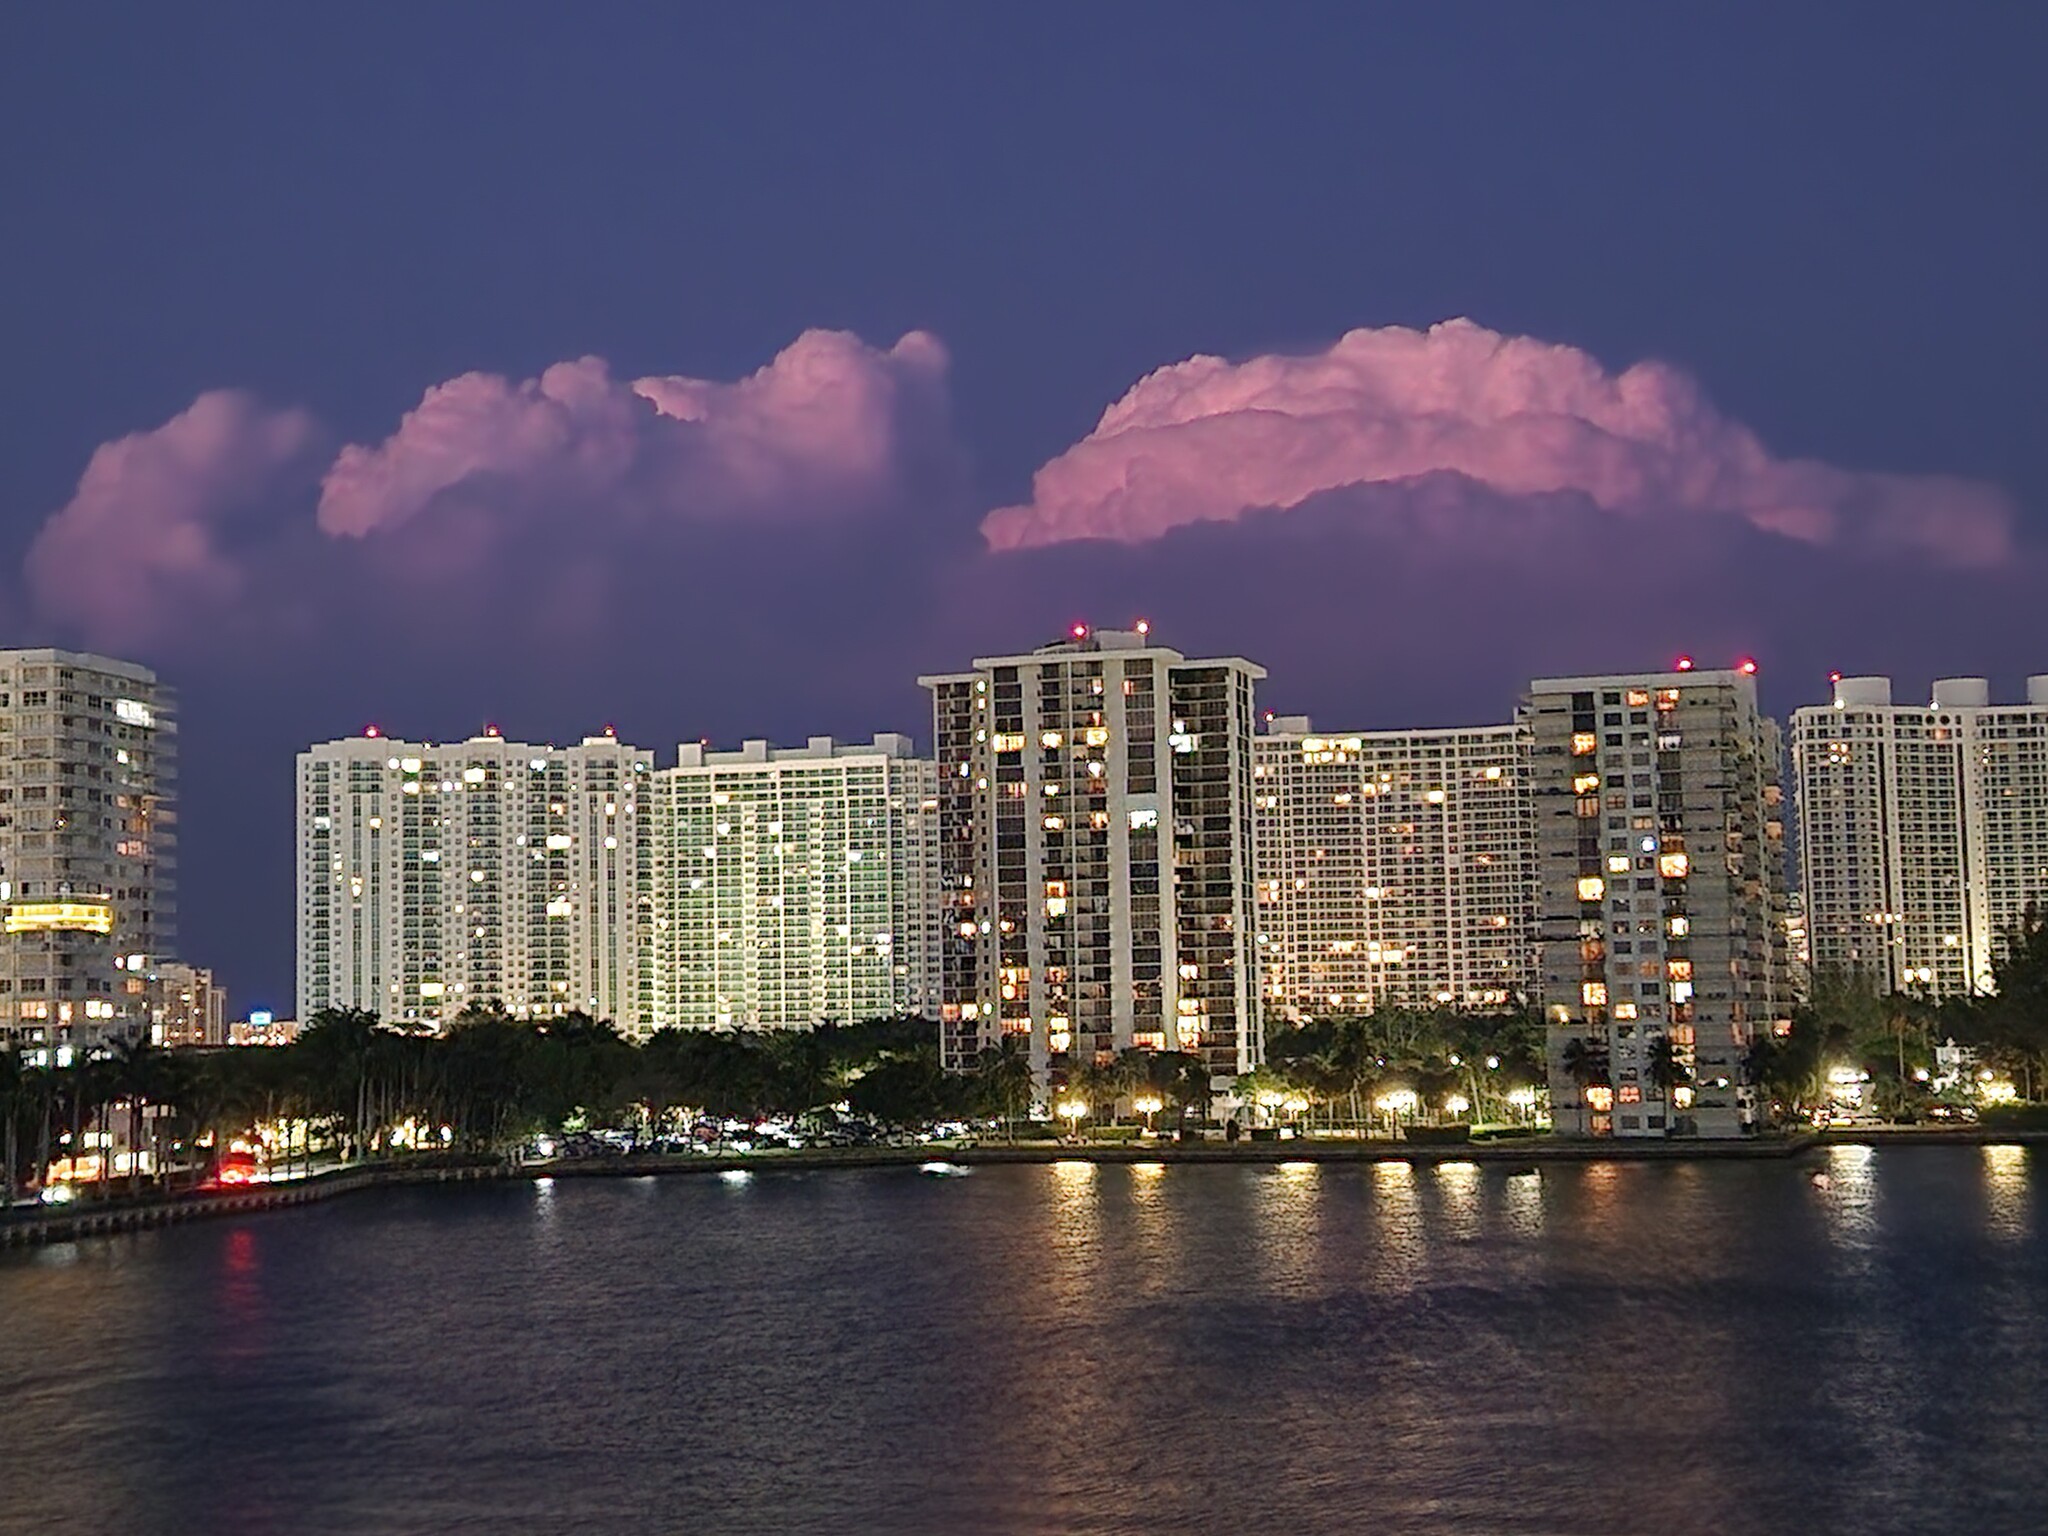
[1132,1094,1163,1133]
[1057,1098,1087,1139]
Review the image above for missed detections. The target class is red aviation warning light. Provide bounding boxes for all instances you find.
[1674,656,1695,673]
[1135,619,1150,636]
[1738,658,1759,676]
[1071,623,1089,640]
[364,724,381,738]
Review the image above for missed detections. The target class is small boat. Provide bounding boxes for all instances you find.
[1810,1171,1832,1190]
[919,1161,971,1177]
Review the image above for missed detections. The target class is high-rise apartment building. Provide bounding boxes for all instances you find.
[646,734,939,1029]
[1791,674,2048,997]
[923,627,1264,1084]
[0,649,175,1057]
[1529,666,1789,1138]
[297,730,652,1033]
[149,961,226,1047]
[1253,717,1536,1018]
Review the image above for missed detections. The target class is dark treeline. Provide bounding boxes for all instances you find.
[1751,908,2048,1118]
[1246,1006,1546,1128]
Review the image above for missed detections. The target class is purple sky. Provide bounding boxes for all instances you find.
[2,5,2044,1012]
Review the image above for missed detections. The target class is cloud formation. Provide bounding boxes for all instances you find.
[981,318,2016,565]
[318,329,950,537]
[25,390,322,651]
[23,331,957,651]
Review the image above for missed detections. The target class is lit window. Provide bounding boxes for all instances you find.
[1582,981,1608,1006]
[1577,876,1606,902]
[1571,733,1598,756]
[1658,852,1690,880]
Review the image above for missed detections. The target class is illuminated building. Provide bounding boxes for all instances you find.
[1791,674,2048,997]
[1254,717,1535,1016]
[0,648,175,1058]
[646,734,939,1029]
[297,730,652,1033]
[1529,665,1789,1139]
[923,627,1265,1086]
[149,961,226,1047]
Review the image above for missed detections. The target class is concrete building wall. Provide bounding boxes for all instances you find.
[1254,718,1535,1016]
[0,649,175,1056]
[646,734,939,1030]
[924,628,1264,1085]
[1530,668,1788,1139]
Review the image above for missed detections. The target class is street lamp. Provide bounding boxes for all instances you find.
[1133,1094,1163,1135]
[1057,1098,1087,1140]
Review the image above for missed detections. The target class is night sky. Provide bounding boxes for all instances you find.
[3,5,2044,1013]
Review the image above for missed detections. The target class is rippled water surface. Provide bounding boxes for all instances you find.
[3,1147,2045,1535]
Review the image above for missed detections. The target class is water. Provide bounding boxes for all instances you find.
[2,1146,2044,1535]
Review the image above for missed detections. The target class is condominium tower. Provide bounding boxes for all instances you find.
[1530,666,1789,1138]
[1254,716,1536,1017]
[149,961,226,1047]
[923,627,1264,1084]
[1791,674,2048,997]
[0,649,175,1056]
[297,730,652,1032]
[646,734,939,1029]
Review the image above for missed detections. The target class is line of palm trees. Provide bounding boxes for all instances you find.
[1221,1006,1547,1132]
[1,1006,1062,1204]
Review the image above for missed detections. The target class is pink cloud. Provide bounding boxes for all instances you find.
[318,329,950,538]
[25,390,321,651]
[980,318,2016,565]
[23,331,959,654]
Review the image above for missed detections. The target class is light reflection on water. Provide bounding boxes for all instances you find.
[0,1148,2043,1536]
[1984,1144,2031,1241]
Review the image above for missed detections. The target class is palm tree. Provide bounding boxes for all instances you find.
[0,1047,20,1209]
[1560,1036,1611,1134]
[973,1035,1034,1141]
[1645,1034,1691,1134]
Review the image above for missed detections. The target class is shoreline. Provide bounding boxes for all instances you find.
[5,1127,2042,1251]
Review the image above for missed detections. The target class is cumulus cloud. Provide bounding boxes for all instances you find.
[25,390,322,650]
[980,318,2016,565]
[22,331,959,653]
[318,329,951,538]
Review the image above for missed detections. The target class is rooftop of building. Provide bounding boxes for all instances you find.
[1803,675,2048,711]
[0,647,162,684]
[1259,713,1523,743]
[671,733,921,768]
[1526,657,1761,695]
[919,625,1266,682]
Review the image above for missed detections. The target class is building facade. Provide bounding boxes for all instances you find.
[0,649,176,1057]
[297,730,652,1033]
[923,628,1264,1084]
[1254,717,1535,1017]
[149,961,226,1047]
[1791,674,2048,997]
[646,734,939,1029]
[1530,667,1789,1138]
